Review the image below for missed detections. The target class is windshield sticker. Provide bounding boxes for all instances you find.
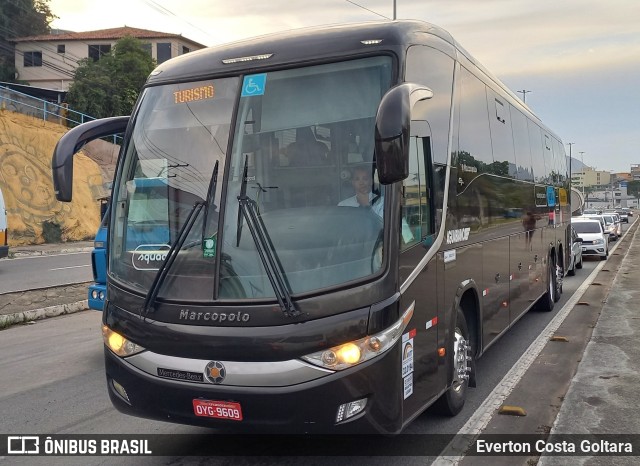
[203,236,216,258]
[241,74,267,97]
[132,244,171,270]
[173,85,215,104]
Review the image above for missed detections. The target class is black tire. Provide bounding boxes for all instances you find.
[576,255,583,269]
[567,258,575,276]
[537,258,556,312]
[432,310,472,416]
[554,260,562,302]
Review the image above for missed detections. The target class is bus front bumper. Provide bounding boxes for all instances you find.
[104,345,404,434]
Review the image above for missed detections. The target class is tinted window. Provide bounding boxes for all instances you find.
[511,107,533,181]
[457,66,492,188]
[572,222,601,234]
[543,133,554,183]
[527,121,546,183]
[405,46,454,165]
[487,88,516,177]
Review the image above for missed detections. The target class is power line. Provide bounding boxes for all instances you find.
[345,0,390,20]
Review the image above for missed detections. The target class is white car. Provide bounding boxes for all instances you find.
[567,225,583,276]
[571,218,608,260]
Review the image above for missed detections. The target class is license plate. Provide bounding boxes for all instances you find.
[193,399,243,421]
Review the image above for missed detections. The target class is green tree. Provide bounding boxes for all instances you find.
[0,0,56,82]
[66,36,156,118]
[627,181,640,199]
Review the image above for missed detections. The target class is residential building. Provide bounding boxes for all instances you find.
[573,166,613,191]
[12,26,206,91]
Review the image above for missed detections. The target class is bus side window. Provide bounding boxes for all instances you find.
[401,132,435,251]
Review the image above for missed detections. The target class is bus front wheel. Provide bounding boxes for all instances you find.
[433,309,472,416]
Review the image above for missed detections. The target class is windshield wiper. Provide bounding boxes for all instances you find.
[202,161,219,239]
[140,201,204,315]
[236,156,299,317]
[141,161,220,315]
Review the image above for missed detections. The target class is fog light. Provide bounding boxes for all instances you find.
[112,379,131,403]
[336,398,367,423]
[99,291,105,300]
[91,290,98,299]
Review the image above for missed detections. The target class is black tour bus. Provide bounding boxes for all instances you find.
[52,20,570,434]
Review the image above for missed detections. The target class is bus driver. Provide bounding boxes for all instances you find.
[338,165,383,217]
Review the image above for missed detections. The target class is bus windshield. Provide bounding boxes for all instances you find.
[110,56,393,302]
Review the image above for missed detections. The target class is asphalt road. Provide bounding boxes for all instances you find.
[0,252,92,293]
[0,221,632,465]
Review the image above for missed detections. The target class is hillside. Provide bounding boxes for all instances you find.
[0,110,117,246]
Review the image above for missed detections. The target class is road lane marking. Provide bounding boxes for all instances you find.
[50,265,91,271]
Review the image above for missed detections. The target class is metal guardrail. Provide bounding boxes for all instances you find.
[0,85,123,145]
[0,84,95,126]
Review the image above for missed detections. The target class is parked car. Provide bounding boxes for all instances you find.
[567,225,583,276]
[571,218,608,260]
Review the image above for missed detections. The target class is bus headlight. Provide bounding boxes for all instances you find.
[102,325,145,357]
[302,302,414,370]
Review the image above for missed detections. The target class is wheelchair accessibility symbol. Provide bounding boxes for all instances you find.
[241,74,267,97]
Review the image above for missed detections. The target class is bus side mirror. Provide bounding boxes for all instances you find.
[374,84,433,185]
[52,116,130,202]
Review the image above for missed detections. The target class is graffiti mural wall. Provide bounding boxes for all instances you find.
[0,111,104,245]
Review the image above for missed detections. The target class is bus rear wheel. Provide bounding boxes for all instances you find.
[537,257,556,312]
[433,310,472,416]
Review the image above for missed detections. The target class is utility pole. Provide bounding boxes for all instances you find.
[579,151,586,198]
[566,142,574,189]
[517,89,531,103]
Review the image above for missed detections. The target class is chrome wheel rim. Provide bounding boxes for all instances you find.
[452,327,471,393]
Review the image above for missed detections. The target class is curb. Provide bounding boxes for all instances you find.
[0,300,89,330]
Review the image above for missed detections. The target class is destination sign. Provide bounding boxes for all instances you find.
[173,85,215,104]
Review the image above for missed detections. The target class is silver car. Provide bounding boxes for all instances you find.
[567,225,583,275]
[601,214,621,239]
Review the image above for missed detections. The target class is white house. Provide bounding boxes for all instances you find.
[12,26,206,91]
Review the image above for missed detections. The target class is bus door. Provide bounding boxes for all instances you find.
[399,121,441,416]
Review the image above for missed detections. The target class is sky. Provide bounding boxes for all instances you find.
[47,0,640,174]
